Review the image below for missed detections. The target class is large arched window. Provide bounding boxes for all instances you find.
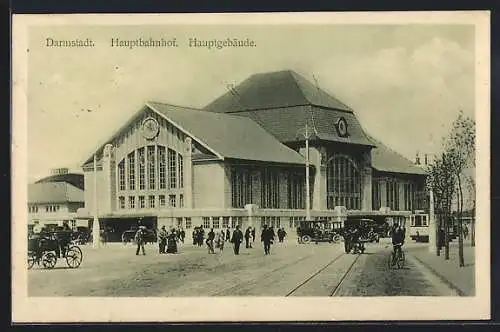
[326,154,361,210]
[116,144,184,210]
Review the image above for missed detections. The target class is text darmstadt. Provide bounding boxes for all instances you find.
[45,37,95,48]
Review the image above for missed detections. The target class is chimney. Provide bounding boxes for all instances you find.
[415,152,420,165]
[51,168,69,176]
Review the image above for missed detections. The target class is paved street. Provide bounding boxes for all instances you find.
[28,238,467,297]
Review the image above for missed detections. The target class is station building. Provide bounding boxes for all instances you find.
[28,168,86,231]
[76,70,428,241]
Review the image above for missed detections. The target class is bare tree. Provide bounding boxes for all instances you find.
[465,174,476,247]
[428,152,456,260]
[444,111,475,267]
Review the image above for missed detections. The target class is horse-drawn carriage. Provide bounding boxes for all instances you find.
[27,230,83,269]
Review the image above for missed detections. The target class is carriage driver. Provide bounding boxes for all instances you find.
[31,225,51,258]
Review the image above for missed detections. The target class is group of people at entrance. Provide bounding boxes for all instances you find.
[157,226,184,255]
[227,226,256,255]
[132,222,288,257]
[133,225,185,256]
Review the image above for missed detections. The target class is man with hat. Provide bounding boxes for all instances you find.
[261,224,275,255]
[158,225,168,254]
[135,226,146,256]
[230,225,244,255]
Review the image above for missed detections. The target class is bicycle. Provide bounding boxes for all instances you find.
[388,243,405,269]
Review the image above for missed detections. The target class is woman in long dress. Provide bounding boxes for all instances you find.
[166,229,178,254]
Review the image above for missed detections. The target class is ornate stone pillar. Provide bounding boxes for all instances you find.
[361,151,372,211]
[184,137,193,209]
[102,144,115,214]
[309,147,326,211]
[380,180,387,208]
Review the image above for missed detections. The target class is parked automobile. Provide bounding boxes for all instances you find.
[297,220,342,244]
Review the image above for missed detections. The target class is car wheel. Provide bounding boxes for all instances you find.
[302,235,311,243]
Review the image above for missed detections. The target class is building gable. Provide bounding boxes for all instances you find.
[81,104,220,168]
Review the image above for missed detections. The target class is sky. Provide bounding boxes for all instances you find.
[26,24,475,182]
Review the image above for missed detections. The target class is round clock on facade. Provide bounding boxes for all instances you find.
[142,117,160,140]
[336,117,348,137]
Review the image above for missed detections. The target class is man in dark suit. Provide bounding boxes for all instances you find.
[230,225,244,255]
[261,225,275,255]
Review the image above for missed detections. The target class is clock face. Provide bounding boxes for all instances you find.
[142,117,160,140]
[336,117,348,137]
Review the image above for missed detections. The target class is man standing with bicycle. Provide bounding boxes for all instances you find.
[391,222,405,266]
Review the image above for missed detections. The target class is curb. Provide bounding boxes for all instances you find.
[410,254,467,296]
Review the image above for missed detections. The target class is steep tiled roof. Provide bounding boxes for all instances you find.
[147,102,306,165]
[233,106,375,147]
[369,135,427,176]
[35,173,84,190]
[203,70,374,147]
[28,182,84,204]
[204,70,351,112]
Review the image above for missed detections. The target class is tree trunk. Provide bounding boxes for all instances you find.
[444,209,450,260]
[471,201,476,247]
[457,176,465,267]
[436,213,442,256]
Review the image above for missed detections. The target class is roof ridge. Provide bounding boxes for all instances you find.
[150,102,250,121]
[287,71,312,108]
[289,71,353,112]
[147,101,201,111]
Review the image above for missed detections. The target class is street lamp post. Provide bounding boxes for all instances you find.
[92,153,100,249]
[298,123,313,221]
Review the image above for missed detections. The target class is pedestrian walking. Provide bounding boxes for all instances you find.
[158,225,167,254]
[226,228,231,242]
[277,227,287,243]
[198,227,205,247]
[179,228,186,243]
[206,228,216,254]
[135,226,146,256]
[297,226,302,244]
[166,228,178,254]
[251,227,256,244]
[230,225,244,255]
[261,224,274,255]
[463,225,469,240]
[216,230,225,252]
[244,226,252,248]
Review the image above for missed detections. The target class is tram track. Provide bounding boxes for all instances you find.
[210,252,316,296]
[329,254,361,296]
[285,253,361,297]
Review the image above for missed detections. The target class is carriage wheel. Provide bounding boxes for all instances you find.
[332,234,341,243]
[66,246,83,268]
[27,253,36,270]
[42,252,57,269]
[301,235,311,243]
